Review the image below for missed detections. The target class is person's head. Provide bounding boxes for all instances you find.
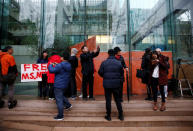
[155,48,161,56]
[81,45,88,53]
[71,48,78,56]
[152,51,158,60]
[108,49,114,56]
[114,47,121,55]
[41,50,48,59]
[4,46,13,55]
[62,52,70,61]
[145,48,151,54]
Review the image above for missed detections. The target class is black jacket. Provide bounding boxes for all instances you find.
[98,56,123,88]
[141,53,151,84]
[69,56,78,75]
[80,49,100,75]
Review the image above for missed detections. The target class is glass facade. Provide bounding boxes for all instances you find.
[0,0,193,95]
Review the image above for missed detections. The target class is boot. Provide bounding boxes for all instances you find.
[160,102,166,111]
[153,102,158,111]
[0,100,5,108]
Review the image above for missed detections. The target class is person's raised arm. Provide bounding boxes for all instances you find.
[48,63,62,73]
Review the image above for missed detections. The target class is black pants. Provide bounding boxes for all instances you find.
[38,74,48,98]
[151,77,165,103]
[146,84,152,98]
[71,74,77,97]
[48,83,55,98]
[119,82,123,101]
[82,73,94,98]
[104,88,123,116]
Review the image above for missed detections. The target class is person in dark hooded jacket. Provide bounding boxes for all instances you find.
[98,49,124,121]
[141,48,152,101]
[114,47,128,102]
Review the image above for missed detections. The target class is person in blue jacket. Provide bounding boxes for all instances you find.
[48,52,72,120]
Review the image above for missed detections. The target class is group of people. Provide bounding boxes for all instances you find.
[46,45,127,121]
[141,48,170,111]
[0,45,170,121]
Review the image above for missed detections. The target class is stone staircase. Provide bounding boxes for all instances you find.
[0,96,193,131]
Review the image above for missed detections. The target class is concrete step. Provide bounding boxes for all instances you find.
[1,115,193,127]
[0,100,193,117]
[0,98,193,130]
[1,122,193,131]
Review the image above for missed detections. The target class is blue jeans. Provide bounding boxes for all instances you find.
[54,88,71,118]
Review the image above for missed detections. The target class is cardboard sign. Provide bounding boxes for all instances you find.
[21,64,48,82]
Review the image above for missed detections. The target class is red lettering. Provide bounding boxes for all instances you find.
[36,72,42,79]
[32,64,39,71]
[30,73,35,79]
[24,64,31,72]
[41,64,47,71]
[22,73,29,80]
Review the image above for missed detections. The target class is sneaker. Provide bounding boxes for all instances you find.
[71,96,76,100]
[0,100,5,108]
[54,116,64,121]
[65,105,72,110]
[158,95,161,98]
[104,115,111,121]
[49,98,55,100]
[8,101,14,109]
[79,94,82,98]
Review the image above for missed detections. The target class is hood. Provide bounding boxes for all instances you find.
[48,55,61,64]
[0,52,8,59]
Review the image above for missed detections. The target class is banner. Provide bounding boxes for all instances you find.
[21,64,48,82]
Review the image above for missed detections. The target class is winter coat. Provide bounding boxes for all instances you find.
[0,52,18,76]
[141,53,151,84]
[47,55,61,84]
[80,49,100,75]
[69,55,78,76]
[98,56,123,89]
[48,61,71,89]
[149,55,168,86]
[37,58,48,64]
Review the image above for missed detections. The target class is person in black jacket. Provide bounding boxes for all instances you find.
[80,45,100,100]
[141,48,152,101]
[114,47,128,102]
[37,50,48,99]
[69,48,78,100]
[98,49,124,121]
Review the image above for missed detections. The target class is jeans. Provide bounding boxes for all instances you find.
[54,88,71,118]
[0,82,15,101]
[151,77,165,103]
[104,88,123,116]
[82,73,94,98]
